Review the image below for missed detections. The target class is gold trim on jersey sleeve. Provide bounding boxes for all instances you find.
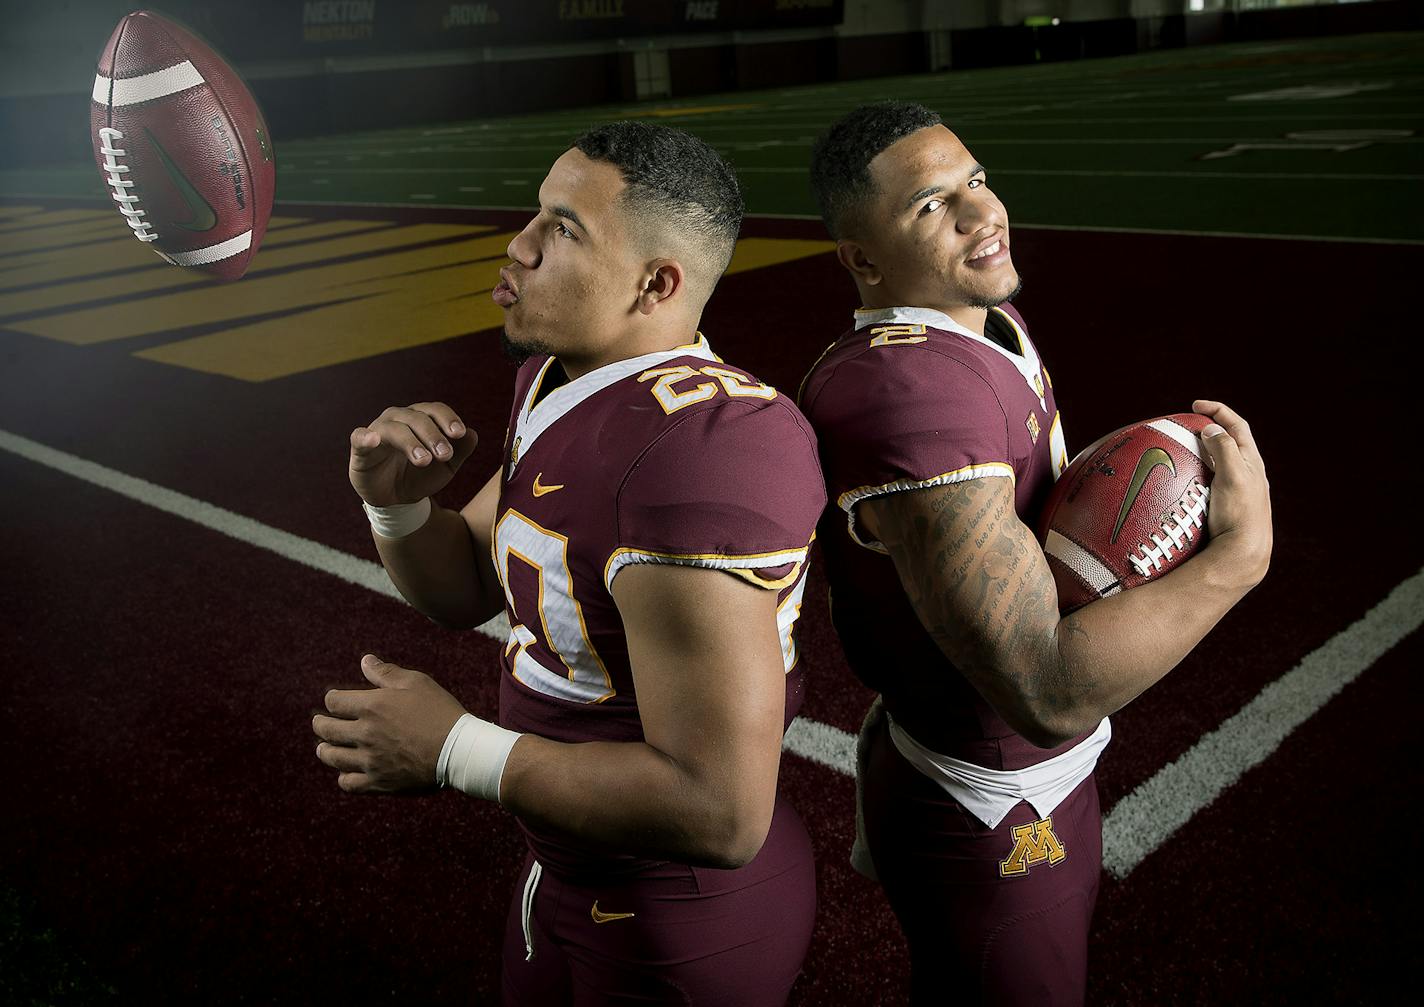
[603,543,812,593]
[837,462,1017,552]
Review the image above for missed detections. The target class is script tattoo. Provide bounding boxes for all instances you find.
[869,477,1096,735]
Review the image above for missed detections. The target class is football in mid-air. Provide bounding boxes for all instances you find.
[1039,413,1214,613]
[90,10,274,281]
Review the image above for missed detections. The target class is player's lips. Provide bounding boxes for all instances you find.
[492,267,519,308]
[966,233,1010,269]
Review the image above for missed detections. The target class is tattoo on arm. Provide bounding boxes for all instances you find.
[872,477,1096,727]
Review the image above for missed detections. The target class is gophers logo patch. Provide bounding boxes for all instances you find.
[999,816,1066,877]
[1026,411,1042,445]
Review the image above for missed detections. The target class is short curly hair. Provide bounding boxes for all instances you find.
[810,101,943,239]
[574,121,743,282]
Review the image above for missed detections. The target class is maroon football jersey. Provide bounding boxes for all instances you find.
[800,304,1084,770]
[493,335,825,873]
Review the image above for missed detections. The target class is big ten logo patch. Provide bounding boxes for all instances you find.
[999,816,1066,877]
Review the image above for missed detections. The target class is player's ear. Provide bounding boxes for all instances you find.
[636,259,683,315]
[837,240,881,287]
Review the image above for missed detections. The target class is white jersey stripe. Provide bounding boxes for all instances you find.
[1147,417,1203,459]
[158,231,251,267]
[93,61,206,107]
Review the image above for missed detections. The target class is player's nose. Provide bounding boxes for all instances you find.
[955,190,1003,235]
[507,218,541,268]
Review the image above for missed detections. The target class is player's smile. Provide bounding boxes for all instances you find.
[965,232,1010,269]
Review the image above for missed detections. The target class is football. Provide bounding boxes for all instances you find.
[90,10,274,281]
[1039,413,1213,613]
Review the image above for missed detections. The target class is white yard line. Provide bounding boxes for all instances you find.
[1100,567,1424,879]
[3,427,1419,882]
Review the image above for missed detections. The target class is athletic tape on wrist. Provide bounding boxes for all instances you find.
[436,712,521,802]
[363,497,432,539]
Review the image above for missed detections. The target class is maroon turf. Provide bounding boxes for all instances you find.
[1,211,1421,1003]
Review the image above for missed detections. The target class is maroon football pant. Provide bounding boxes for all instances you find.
[863,715,1103,1006]
[500,793,816,1006]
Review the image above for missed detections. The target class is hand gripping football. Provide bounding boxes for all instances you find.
[1038,413,1213,613]
[90,10,274,281]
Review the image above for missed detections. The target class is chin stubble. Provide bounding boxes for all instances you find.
[963,273,1024,310]
[500,329,554,365]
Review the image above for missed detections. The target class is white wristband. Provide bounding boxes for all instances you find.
[436,712,522,803]
[363,497,432,539]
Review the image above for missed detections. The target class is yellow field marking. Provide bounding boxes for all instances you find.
[633,104,763,118]
[0,208,107,234]
[3,210,829,381]
[723,237,834,277]
[0,213,118,252]
[0,214,324,268]
[0,222,470,320]
[138,252,508,381]
[0,219,394,302]
[135,235,832,382]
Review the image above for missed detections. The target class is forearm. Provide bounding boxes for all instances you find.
[373,504,502,629]
[1038,544,1255,737]
[498,734,769,869]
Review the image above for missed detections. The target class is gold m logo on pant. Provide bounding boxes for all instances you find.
[999,816,1067,877]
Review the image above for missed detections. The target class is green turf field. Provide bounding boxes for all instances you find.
[6,30,1422,240]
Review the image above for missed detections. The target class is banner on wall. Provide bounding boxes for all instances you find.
[166,1,845,61]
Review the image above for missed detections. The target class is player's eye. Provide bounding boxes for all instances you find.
[919,198,943,216]
[968,176,986,189]
[555,222,576,239]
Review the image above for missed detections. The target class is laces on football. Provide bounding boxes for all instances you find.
[1129,480,1210,578]
[97,127,158,242]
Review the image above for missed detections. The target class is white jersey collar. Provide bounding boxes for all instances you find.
[853,305,1045,409]
[509,334,719,474]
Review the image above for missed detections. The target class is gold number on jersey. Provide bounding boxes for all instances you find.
[869,324,928,347]
[494,510,613,704]
[638,365,777,414]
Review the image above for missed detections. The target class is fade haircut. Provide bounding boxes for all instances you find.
[810,101,943,239]
[573,121,744,290]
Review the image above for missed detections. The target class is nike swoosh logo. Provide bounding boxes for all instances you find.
[1112,447,1176,543]
[531,473,564,497]
[590,902,635,924]
[144,128,217,232]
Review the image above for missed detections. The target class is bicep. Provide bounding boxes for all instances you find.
[611,564,786,796]
[860,476,1066,711]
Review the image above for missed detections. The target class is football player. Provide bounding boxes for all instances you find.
[798,102,1273,1005]
[313,123,825,1005]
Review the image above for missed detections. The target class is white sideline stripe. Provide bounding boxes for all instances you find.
[92,61,205,107]
[161,231,252,266]
[6,427,1418,883]
[783,716,857,774]
[0,427,508,636]
[1100,567,1424,880]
